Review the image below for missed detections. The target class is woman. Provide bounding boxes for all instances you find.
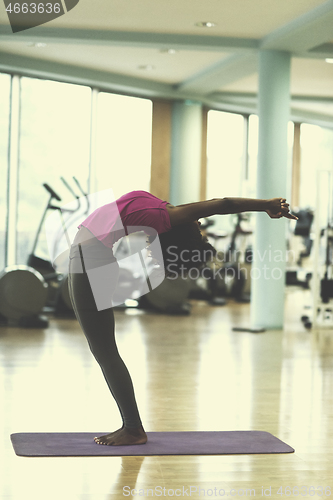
[68,191,297,446]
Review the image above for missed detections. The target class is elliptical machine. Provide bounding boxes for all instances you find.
[0,178,89,327]
[28,177,89,315]
[286,208,313,288]
[27,182,63,277]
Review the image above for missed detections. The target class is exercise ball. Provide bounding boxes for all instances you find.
[144,270,191,312]
[0,265,48,320]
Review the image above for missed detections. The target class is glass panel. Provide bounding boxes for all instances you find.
[207,110,245,200]
[287,121,295,202]
[17,77,91,265]
[0,73,11,270]
[300,123,333,211]
[248,114,259,200]
[206,110,245,234]
[94,93,152,200]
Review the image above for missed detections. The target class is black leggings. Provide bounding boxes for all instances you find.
[68,239,142,429]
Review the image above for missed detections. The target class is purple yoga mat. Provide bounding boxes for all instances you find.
[10,431,294,457]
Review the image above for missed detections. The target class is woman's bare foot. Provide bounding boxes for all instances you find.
[94,426,147,446]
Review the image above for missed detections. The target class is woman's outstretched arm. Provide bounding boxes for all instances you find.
[166,197,298,226]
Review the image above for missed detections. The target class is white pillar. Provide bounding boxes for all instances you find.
[250,50,291,329]
[170,100,202,205]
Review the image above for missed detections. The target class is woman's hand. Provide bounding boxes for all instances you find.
[266,198,298,220]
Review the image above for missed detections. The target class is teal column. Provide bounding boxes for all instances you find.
[250,50,291,329]
[170,101,202,205]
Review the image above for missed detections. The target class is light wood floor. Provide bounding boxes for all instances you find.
[1,287,333,499]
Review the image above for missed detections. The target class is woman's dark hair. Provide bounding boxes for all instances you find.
[147,222,216,278]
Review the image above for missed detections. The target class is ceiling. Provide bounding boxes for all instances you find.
[0,0,333,126]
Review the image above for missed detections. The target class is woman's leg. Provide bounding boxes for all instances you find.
[68,264,147,446]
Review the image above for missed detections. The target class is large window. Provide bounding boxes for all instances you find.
[206,110,295,237]
[299,124,333,210]
[94,92,152,200]
[2,67,332,269]
[206,110,246,234]
[206,110,245,200]
[0,74,11,270]
[1,72,153,268]
[248,114,259,200]
[17,78,92,264]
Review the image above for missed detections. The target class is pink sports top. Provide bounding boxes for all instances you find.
[78,191,172,248]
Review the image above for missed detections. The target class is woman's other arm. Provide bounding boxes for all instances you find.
[166,197,298,226]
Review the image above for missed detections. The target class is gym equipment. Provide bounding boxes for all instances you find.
[27,181,71,315]
[28,178,89,315]
[143,214,252,312]
[0,183,59,326]
[294,209,314,265]
[301,169,333,329]
[0,265,48,327]
[219,214,253,303]
[187,219,227,305]
[28,178,86,272]
[285,208,313,288]
[140,269,192,315]
[200,218,228,305]
[27,182,63,275]
[320,221,333,303]
[110,230,192,314]
[0,177,89,326]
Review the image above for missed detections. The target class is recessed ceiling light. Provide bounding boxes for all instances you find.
[138,65,155,71]
[325,58,333,64]
[160,49,177,55]
[195,21,216,28]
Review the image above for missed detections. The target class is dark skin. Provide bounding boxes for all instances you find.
[166,197,297,226]
[94,196,296,446]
